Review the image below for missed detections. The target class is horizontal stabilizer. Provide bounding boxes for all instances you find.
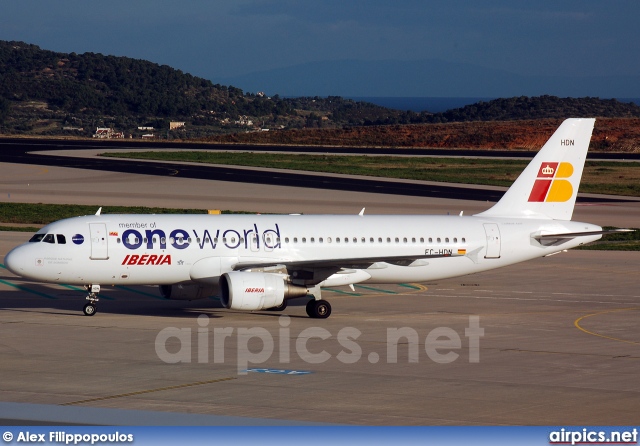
[533,229,634,241]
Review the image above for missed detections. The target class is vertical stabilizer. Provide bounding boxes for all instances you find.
[476,118,595,220]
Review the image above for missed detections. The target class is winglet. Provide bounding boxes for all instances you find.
[476,118,595,220]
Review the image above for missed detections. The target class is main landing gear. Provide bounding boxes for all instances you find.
[83,284,100,316]
[306,299,332,319]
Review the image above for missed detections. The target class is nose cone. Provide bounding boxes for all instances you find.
[4,246,27,276]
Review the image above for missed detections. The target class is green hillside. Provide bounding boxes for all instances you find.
[432,96,640,122]
[0,40,398,136]
[2,40,640,138]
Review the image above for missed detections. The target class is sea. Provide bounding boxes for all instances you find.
[346,97,640,113]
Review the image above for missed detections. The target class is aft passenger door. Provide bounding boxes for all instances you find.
[483,223,501,259]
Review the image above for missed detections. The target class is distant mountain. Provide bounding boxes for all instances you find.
[0,40,400,135]
[2,40,640,138]
[429,96,640,123]
[220,59,640,98]
[0,40,270,117]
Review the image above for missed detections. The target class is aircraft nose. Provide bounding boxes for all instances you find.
[4,246,26,276]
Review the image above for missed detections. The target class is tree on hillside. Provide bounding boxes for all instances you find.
[0,97,10,124]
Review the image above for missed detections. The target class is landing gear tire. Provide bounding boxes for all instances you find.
[267,301,287,311]
[306,299,331,319]
[84,284,100,316]
[83,303,97,316]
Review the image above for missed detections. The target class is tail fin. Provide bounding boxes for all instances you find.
[476,118,595,220]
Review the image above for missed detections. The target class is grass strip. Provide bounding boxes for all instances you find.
[0,225,42,232]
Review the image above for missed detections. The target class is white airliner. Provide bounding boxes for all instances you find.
[4,118,619,318]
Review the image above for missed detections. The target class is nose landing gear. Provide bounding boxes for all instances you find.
[83,284,100,316]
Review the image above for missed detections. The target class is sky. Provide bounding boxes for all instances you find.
[2,1,640,97]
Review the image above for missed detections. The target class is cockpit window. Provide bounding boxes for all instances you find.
[28,233,65,244]
[29,233,46,243]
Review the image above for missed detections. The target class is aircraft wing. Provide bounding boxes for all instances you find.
[233,251,463,272]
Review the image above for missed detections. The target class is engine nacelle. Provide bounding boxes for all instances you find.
[159,284,216,301]
[220,272,308,311]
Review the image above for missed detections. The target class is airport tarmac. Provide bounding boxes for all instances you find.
[0,160,639,425]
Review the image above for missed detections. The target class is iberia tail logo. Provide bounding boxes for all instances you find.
[528,162,574,202]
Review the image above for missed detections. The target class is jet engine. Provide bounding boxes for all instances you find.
[159,283,216,301]
[219,271,308,311]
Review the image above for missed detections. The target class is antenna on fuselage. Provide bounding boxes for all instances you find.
[95,207,102,216]
[359,208,365,216]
